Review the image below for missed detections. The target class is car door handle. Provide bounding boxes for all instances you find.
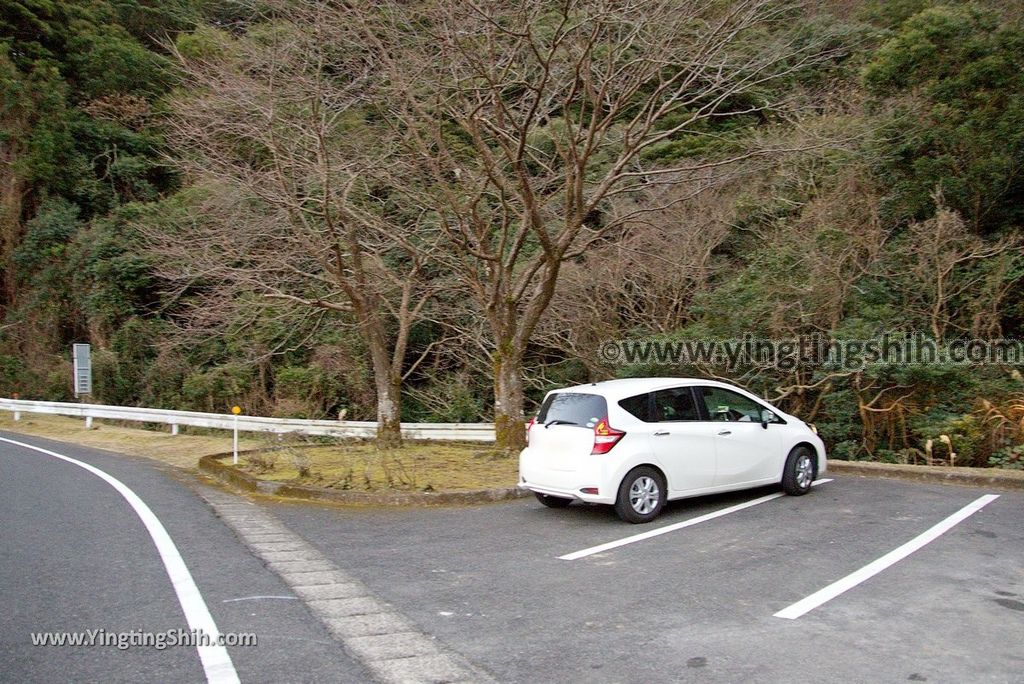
[653,430,670,436]
[717,430,732,436]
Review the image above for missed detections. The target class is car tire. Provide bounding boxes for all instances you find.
[614,466,666,524]
[534,492,573,508]
[781,445,816,496]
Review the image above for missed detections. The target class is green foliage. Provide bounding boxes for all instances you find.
[90,318,164,405]
[272,365,343,419]
[403,373,486,423]
[139,350,191,409]
[863,4,1024,230]
[66,25,173,100]
[989,444,1024,469]
[173,25,232,61]
[0,0,192,404]
[864,7,993,91]
[182,363,255,413]
[0,0,1021,471]
[73,206,159,335]
[830,440,864,461]
[1,2,179,213]
[13,198,81,275]
[909,411,987,465]
[857,0,932,29]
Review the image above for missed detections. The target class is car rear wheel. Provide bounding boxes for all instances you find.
[782,446,815,495]
[534,492,573,508]
[614,466,666,524]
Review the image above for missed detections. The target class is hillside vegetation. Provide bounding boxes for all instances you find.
[1,0,1022,463]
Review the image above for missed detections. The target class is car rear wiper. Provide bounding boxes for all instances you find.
[544,419,578,428]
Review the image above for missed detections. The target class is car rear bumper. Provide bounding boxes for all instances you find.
[518,479,615,505]
[519,445,619,505]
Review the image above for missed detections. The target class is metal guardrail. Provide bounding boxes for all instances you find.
[0,398,497,442]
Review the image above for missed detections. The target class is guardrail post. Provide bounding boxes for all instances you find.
[85,416,93,429]
[231,406,241,465]
[171,423,179,436]
[13,409,20,421]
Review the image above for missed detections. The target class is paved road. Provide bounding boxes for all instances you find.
[0,433,370,684]
[3,431,1022,683]
[267,476,1024,683]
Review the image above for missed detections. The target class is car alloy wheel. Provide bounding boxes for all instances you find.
[630,476,660,515]
[615,466,666,523]
[795,452,814,489]
[782,445,815,496]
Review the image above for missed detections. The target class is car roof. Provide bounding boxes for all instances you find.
[549,377,743,402]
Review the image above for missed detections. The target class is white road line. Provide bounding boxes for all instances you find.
[774,493,1000,620]
[560,478,833,561]
[0,437,240,684]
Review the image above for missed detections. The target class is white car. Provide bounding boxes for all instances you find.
[519,378,826,523]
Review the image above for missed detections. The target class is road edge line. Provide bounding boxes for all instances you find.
[0,436,240,684]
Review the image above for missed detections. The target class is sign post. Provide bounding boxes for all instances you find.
[72,344,93,428]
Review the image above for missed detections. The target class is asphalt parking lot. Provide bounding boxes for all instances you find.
[267,475,1024,683]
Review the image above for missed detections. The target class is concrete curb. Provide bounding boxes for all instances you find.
[827,459,1024,490]
[198,452,529,506]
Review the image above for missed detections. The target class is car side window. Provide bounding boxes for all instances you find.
[698,386,765,423]
[651,387,700,422]
[618,393,652,422]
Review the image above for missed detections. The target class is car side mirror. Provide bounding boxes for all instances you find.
[760,409,776,429]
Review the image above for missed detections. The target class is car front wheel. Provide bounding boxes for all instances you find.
[614,466,666,524]
[781,446,816,495]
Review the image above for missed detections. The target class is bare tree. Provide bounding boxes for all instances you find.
[156,4,439,446]
[360,0,848,448]
[897,196,1022,342]
[534,181,734,374]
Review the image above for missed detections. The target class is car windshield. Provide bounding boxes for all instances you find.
[536,392,608,428]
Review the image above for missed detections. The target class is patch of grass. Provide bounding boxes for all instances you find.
[0,413,259,469]
[0,413,519,492]
[238,441,518,492]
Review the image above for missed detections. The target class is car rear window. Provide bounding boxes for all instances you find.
[536,392,608,428]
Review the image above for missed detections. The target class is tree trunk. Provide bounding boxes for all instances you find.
[365,321,403,448]
[374,371,403,448]
[493,341,526,452]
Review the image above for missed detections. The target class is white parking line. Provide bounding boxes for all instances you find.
[774,493,1000,620]
[559,479,833,561]
[0,437,240,684]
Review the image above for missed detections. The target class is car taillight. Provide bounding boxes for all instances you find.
[526,417,535,445]
[591,417,625,455]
